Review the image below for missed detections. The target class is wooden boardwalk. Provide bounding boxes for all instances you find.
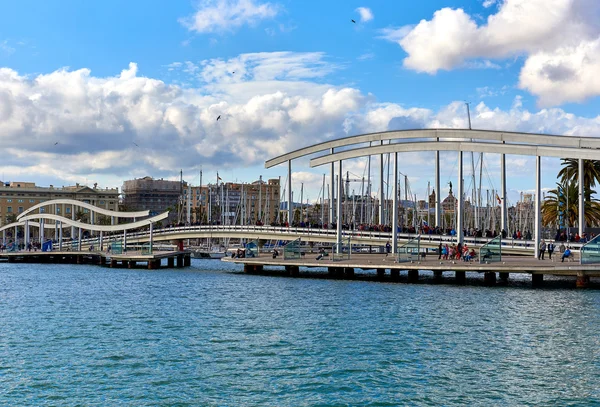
[223,252,598,288]
[0,250,191,269]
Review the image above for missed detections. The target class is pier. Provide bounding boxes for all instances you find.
[224,252,598,288]
[0,250,191,270]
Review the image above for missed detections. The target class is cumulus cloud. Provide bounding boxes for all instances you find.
[179,0,279,34]
[0,53,599,197]
[355,7,374,23]
[380,0,600,105]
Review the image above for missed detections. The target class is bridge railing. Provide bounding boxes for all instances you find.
[479,236,502,264]
[580,234,600,264]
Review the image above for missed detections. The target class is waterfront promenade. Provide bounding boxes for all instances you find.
[224,252,598,288]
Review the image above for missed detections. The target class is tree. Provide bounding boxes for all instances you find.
[75,210,89,223]
[5,213,17,224]
[541,180,600,227]
[96,214,112,225]
[558,159,600,200]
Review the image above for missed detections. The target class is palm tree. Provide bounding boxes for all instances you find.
[558,159,600,200]
[541,180,600,227]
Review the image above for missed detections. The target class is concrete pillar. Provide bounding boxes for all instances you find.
[149,223,153,254]
[534,156,541,259]
[168,257,175,268]
[379,142,384,225]
[532,273,544,287]
[110,259,117,268]
[344,267,355,278]
[40,220,45,245]
[455,271,466,284]
[457,151,464,245]
[483,272,496,286]
[408,269,419,283]
[177,255,184,268]
[288,160,293,225]
[390,269,400,280]
[99,231,103,251]
[579,158,585,237]
[25,220,29,248]
[123,230,127,253]
[330,148,335,227]
[377,268,385,279]
[392,152,399,254]
[286,265,299,276]
[576,272,590,288]
[499,272,509,282]
[128,261,136,269]
[184,254,191,267]
[435,147,441,227]
[336,160,343,252]
[501,151,507,233]
[78,228,82,251]
[433,270,443,282]
[59,222,63,251]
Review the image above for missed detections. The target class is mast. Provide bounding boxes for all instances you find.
[321,174,325,227]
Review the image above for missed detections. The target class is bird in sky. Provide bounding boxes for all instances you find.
[54,142,59,145]
[217,115,221,121]
[232,71,235,74]
[351,19,356,23]
[132,142,139,147]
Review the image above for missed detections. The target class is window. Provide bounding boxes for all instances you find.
[99,200,105,205]
[66,207,71,214]
[29,199,35,203]
[6,207,12,213]
[40,207,46,213]
[18,199,23,203]
[18,207,24,213]
[6,199,12,203]
[56,207,61,214]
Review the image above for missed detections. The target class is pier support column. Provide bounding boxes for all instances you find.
[576,272,590,289]
[286,265,299,276]
[344,267,355,278]
[336,160,343,251]
[499,272,509,282]
[377,268,386,279]
[184,254,191,267]
[148,259,160,270]
[457,151,464,245]
[455,271,466,284]
[110,259,117,268]
[534,156,541,259]
[435,147,441,228]
[531,273,544,287]
[483,272,496,286]
[408,269,419,283]
[390,269,400,280]
[176,255,184,268]
[128,261,136,269]
[392,152,399,254]
[433,270,443,282]
[168,257,175,268]
[76,255,83,264]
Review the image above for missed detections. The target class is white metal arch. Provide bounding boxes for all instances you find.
[265,128,600,168]
[18,212,169,232]
[309,140,600,167]
[0,221,40,233]
[17,199,148,221]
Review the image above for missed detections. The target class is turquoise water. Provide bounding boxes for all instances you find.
[1,260,599,406]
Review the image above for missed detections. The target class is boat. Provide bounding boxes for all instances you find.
[191,247,227,259]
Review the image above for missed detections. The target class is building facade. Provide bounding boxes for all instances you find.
[0,181,119,227]
[189,178,280,225]
[122,177,187,221]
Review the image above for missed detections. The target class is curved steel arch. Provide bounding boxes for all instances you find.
[309,140,600,167]
[18,212,169,232]
[0,221,40,233]
[265,128,600,168]
[17,199,148,221]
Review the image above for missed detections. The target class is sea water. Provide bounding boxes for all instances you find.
[1,259,599,406]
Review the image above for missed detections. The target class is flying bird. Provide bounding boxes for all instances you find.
[351,19,356,23]
[132,142,139,147]
[232,71,235,74]
[217,115,221,121]
[54,142,59,145]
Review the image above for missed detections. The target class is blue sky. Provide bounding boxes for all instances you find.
[1,0,599,206]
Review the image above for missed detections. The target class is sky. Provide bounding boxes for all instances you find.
[1,0,600,207]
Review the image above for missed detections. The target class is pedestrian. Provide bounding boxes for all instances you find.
[438,241,442,260]
[539,239,546,260]
[385,241,391,257]
[547,241,555,260]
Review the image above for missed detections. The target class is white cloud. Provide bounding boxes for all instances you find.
[0,55,599,198]
[355,7,374,23]
[482,0,498,8]
[0,40,15,55]
[179,0,279,34]
[381,0,600,105]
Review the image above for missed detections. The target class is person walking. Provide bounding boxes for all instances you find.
[385,241,391,257]
[539,239,546,260]
[547,241,555,260]
[438,241,442,260]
